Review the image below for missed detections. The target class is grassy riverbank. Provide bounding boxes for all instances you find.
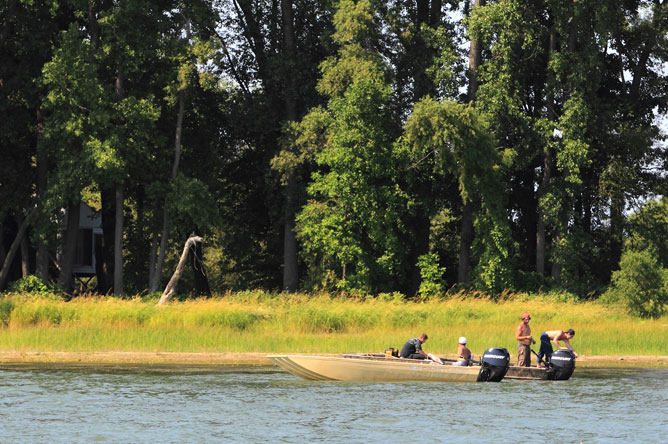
[0,291,666,365]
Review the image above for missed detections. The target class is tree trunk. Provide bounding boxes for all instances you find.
[283,177,299,292]
[35,108,49,280]
[536,148,552,274]
[0,209,36,291]
[58,202,80,293]
[158,236,203,305]
[19,216,30,277]
[609,194,624,267]
[148,223,161,292]
[191,231,211,297]
[0,0,18,47]
[0,223,5,273]
[113,66,125,296]
[458,201,474,284]
[458,0,484,285]
[149,20,189,293]
[99,187,115,293]
[551,239,562,279]
[536,27,557,274]
[408,211,431,296]
[281,0,299,292]
[429,0,442,27]
[550,11,579,283]
[466,0,484,103]
[535,210,546,274]
[114,183,124,295]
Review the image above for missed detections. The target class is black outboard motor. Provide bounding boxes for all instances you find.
[477,347,510,382]
[544,349,576,380]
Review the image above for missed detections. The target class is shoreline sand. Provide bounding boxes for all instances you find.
[1,351,667,369]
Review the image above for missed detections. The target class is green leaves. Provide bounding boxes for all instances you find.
[293,0,407,292]
[605,249,668,319]
[332,0,375,45]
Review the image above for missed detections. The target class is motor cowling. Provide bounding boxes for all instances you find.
[544,349,576,380]
[477,347,510,382]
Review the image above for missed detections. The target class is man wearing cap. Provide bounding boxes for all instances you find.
[452,337,472,366]
[537,329,578,367]
[515,312,535,367]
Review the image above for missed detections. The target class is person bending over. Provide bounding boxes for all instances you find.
[537,329,578,367]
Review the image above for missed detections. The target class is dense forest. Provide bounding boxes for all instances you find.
[1,0,667,304]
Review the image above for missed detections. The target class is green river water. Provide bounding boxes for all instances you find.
[0,365,666,443]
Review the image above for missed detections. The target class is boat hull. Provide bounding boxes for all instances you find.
[269,354,482,382]
[505,366,549,380]
[505,364,575,380]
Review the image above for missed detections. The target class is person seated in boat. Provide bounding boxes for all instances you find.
[400,333,444,364]
[452,337,472,366]
[536,329,578,367]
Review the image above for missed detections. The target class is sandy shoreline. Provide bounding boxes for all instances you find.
[0,351,667,369]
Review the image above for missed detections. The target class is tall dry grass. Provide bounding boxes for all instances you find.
[0,291,665,357]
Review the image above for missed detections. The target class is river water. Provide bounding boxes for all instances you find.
[0,365,666,443]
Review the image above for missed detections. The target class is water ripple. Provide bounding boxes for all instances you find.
[0,368,666,443]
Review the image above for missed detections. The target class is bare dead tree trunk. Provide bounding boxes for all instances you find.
[57,202,80,293]
[158,236,203,305]
[0,209,36,291]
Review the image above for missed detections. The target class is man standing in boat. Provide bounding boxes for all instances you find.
[400,333,444,364]
[536,329,578,367]
[515,312,535,367]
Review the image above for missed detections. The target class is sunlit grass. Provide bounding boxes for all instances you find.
[0,291,665,357]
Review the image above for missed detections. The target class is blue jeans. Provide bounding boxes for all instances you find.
[537,332,553,364]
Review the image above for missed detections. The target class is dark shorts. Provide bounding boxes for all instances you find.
[537,333,553,364]
[404,354,426,360]
[517,343,531,367]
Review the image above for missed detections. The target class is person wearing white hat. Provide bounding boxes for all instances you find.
[452,336,472,366]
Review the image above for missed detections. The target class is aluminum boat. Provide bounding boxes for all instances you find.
[269,347,510,383]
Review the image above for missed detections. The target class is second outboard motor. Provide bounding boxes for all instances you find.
[544,349,576,380]
[477,347,510,382]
